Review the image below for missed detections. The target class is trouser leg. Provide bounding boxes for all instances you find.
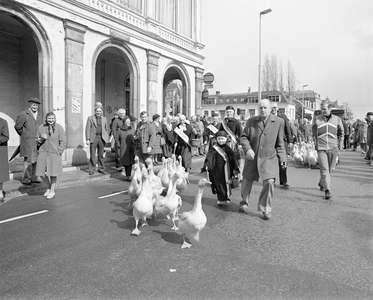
[97,137,105,171]
[317,150,329,190]
[279,161,287,184]
[328,149,339,172]
[115,145,121,168]
[125,165,132,177]
[89,139,98,172]
[240,177,254,205]
[22,158,33,183]
[258,178,274,213]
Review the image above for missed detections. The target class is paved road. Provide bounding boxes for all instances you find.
[0,151,372,300]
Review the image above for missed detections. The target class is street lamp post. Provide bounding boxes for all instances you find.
[302,84,308,120]
[258,8,272,104]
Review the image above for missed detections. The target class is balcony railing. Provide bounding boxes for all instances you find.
[71,0,196,52]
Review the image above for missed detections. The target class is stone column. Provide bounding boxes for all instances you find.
[147,50,160,117]
[64,20,87,147]
[195,67,204,116]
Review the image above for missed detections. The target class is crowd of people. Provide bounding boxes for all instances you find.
[0,98,372,220]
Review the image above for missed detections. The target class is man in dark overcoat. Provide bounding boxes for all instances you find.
[239,99,287,220]
[14,97,43,184]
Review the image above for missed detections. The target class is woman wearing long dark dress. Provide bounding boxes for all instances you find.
[174,114,193,171]
[118,116,135,180]
[0,117,10,204]
[161,116,175,158]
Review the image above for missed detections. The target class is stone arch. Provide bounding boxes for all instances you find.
[0,1,53,116]
[91,39,140,118]
[163,62,191,117]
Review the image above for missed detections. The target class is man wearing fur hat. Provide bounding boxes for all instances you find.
[14,97,44,185]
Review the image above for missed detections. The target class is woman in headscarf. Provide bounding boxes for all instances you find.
[35,112,66,199]
[118,116,136,180]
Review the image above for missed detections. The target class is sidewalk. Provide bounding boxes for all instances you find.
[3,156,206,200]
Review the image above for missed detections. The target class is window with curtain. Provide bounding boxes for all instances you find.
[178,0,192,38]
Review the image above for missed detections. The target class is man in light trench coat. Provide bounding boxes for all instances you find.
[239,99,287,220]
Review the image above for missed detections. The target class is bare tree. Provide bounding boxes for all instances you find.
[278,58,284,92]
[261,53,271,91]
[286,59,296,95]
[270,54,278,91]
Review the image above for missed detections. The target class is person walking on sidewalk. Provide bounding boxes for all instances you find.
[85,106,109,175]
[239,99,286,220]
[0,117,10,204]
[312,101,344,200]
[35,112,66,199]
[14,97,43,185]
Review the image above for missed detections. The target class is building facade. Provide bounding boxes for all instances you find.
[202,90,297,122]
[0,0,205,161]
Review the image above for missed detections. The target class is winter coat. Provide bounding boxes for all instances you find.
[118,126,135,166]
[14,108,43,160]
[240,114,286,181]
[35,123,66,177]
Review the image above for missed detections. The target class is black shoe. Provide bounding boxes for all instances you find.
[98,170,107,175]
[89,171,94,175]
[263,212,272,220]
[318,183,324,191]
[325,190,332,200]
[280,183,289,188]
[0,198,5,205]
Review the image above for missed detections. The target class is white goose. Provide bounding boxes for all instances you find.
[127,156,142,209]
[154,172,182,231]
[131,167,154,236]
[145,158,164,201]
[177,178,211,249]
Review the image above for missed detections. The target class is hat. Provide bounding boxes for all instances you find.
[225,105,235,111]
[211,112,219,117]
[367,112,373,116]
[129,115,137,122]
[216,131,228,138]
[28,97,41,104]
[152,114,161,121]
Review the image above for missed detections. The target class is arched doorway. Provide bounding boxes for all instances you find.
[163,64,190,117]
[92,42,139,120]
[0,3,52,146]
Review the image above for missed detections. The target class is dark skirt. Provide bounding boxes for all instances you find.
[175,145,192,170]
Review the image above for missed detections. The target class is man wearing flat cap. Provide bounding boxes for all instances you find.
[14,97,43,184]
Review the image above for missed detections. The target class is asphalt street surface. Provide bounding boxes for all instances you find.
[1,150,372,300]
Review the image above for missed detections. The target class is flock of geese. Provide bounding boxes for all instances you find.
[127,155,210,249]
[291,140,340,168]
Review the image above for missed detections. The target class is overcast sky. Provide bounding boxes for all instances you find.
[201,0,373,119]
